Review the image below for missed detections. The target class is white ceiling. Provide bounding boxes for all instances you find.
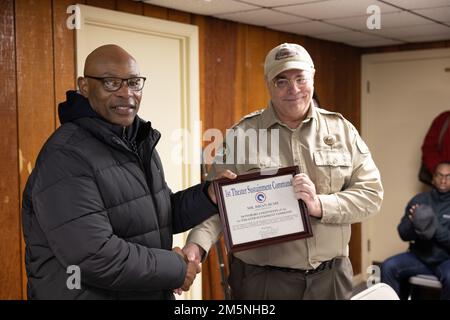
[140,0,450,47]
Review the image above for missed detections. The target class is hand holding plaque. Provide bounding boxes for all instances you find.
[213,166,313,253]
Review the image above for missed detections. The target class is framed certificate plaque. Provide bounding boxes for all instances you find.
[213,166,313,253]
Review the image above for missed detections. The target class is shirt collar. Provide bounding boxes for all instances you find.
[261,100,318,130]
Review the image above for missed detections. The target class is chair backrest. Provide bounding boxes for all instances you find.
[350,283,400,300]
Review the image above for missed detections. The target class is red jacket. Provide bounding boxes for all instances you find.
[422,111,450,173]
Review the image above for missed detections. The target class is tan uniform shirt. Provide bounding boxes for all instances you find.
[187,102,383,269]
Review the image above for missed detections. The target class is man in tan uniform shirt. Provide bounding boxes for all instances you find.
[184,43,383,299]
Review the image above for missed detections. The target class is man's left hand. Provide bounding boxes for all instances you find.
[292,173,322,218]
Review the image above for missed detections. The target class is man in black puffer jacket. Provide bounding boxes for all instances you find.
[21,44,235,299]
[381,162,450,299]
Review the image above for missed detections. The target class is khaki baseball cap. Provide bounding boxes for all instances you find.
[264,43,314,81]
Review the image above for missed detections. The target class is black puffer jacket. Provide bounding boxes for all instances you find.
[22,91,217,299]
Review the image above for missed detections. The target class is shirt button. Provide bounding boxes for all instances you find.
[324,135,336,146]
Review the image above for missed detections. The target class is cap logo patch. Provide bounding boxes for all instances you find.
[275,48,297,60]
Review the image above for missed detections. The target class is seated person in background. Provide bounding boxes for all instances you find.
[381,162,450,299]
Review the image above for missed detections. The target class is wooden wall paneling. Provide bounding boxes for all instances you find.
[306,38,337,110]
[143,3,168,20]
[337,45,362,275]
[0,0,22,300]
[203,17,237,133]
[217,237,230,289]
[263,29,284,54]
[214,236,230,299]
[201,250,213,299]
[349,225,362,275]
[347,47,362,275]
[260,29,281,109]
[200,17,239,300]
[191,15,207,146]
[190,17,222,298]
[351,47,361,129]
[334,45,361,127]
[85,0,114,9]
[202,241,223,300]
[298,37,322,105]
[15,0,56,299]
[244,25,267,113]
[115,0,143,15]
[233,23,247,122]
[201,237,231,300]
[286,33,302,44]
[167,8,191,24]
[53,0,77,128]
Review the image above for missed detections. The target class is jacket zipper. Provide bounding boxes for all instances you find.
[112,131,162,237]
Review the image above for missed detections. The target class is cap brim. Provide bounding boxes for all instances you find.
[267,61,314,81]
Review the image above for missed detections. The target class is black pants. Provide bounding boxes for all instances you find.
[228,256,353,300]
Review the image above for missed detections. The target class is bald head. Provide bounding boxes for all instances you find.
[78,44,143,127]
[83,44,140,77]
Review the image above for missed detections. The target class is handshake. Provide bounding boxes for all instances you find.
[172,243,205,295]
[171,170,235,295]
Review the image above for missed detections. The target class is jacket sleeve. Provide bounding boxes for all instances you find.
[186,214,223,256]
[170,182,218,234]
[319,123,384,224]
[397,198,423,241]
[185,162,236,254]
[33,149,186,292]
[397,213,419,241]
[422,112,450,173]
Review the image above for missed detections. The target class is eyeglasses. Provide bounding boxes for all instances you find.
[273,76,312,90]
[84,75,146,92]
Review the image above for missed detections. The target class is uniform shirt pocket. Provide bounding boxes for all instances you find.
[313,150,352,193]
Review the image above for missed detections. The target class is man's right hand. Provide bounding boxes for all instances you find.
[292,173,322,218]
[173,247,197,291]
[173,247,200,294]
